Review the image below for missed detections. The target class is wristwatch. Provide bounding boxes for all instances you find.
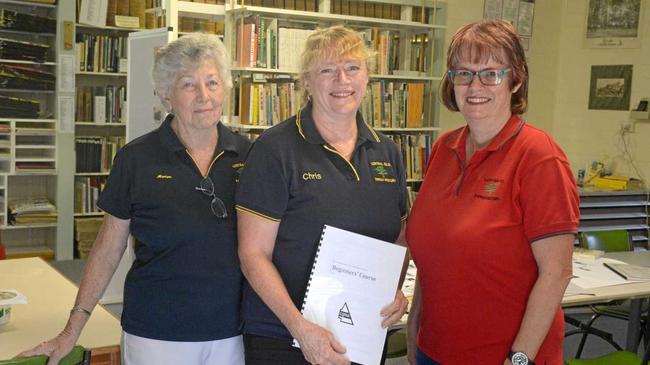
[508,351,535,365]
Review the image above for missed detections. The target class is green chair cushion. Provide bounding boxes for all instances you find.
[386,331,408,358]
[0,345,87,365]
[565,351,642,365]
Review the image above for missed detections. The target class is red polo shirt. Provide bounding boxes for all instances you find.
[406,115,579,364]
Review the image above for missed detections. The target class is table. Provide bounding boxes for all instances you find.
[563,251,650,352]
[0,258,122,364]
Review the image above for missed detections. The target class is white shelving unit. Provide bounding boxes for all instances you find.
[0,0,59,259]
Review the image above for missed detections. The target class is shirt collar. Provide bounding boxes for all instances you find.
[159,113,240,156]
[443,114,525,152]
[295,102,381,146]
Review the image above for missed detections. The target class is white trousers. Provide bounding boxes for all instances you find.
[122,331,244,365]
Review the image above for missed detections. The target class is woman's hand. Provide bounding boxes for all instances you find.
[293,319,350,365]
[15,328,77,365]
[381,289,408,328]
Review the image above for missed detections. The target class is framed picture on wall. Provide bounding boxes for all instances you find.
[584,0,644,48]
[484,0,535,50]
[588,65,633,111]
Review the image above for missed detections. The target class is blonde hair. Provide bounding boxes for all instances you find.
[298,26,376,97]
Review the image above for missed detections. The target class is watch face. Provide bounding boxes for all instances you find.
[511,352,529,365]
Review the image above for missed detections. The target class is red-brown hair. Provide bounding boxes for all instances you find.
[440,20,528,115]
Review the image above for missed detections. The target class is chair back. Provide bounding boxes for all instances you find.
[579,230,632,252]
[0,346,90,365]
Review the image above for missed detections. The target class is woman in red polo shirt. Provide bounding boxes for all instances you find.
[405,20,579,365]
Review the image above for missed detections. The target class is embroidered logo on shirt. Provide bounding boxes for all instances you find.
[302,172,322,180]
[474,177,503,200]
[156,174,172,179]
[370,161,396,183]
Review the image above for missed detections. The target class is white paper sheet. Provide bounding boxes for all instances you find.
[295,225,406,365]
[570,257,629,289]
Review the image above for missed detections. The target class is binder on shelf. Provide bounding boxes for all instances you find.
[294,225,406,365]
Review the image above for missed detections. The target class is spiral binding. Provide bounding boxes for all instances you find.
[299,225,326,314]
[293,225,327,348]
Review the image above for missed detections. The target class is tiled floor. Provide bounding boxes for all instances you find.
[51,260,646,363]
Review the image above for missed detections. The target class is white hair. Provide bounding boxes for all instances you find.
[152,33,232,110]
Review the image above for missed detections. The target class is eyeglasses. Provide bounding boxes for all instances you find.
[447,68,511,86]
[195,176,228,219]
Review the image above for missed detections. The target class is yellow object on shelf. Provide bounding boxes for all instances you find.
[591,176,628,191]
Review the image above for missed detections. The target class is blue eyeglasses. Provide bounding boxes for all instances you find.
[447,68,511,86]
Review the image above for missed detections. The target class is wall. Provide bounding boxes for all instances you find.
[550,0,650,183]
[440,0,650,184]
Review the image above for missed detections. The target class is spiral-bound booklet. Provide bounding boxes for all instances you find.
[293,225,407,365]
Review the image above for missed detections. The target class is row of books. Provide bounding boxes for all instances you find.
[217,0,315,11]
[236,17,314,70]
[360,81,425,129]
[237,77,302,126]
[0,8,56,34]
[75,33,128,73]
[235,17,430,76]
[0,37,50,63]
[0,95,40,119]
[236,78,426,128]
[76,0,146,28]
[178,17,223,34]
[0,63,55,91]
[331,0,401,20]
[74,176,106,214]
[75,136,125,173]
[389,134,431,181]
[76,85,127,124]
[359,28,400,76]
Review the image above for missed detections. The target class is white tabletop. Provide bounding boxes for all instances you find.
[0,257,122,359]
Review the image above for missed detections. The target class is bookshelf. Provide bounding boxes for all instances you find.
[0,0,59,260]
[222,0,446,184]
[69,3,148,258]
[142,0,445,188]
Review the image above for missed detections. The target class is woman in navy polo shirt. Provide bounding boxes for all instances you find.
[19,34,250,364]
[236,26,409,365]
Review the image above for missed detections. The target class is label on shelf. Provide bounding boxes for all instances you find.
[115,15,140,29]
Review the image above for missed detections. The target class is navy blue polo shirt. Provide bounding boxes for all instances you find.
[97,114,251,341]
[235,102,407,339]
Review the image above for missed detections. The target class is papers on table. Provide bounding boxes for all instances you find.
[603,263,650,281]
[565,256,650,297]
[570,258,629,289]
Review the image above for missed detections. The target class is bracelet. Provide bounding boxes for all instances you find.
[70,306,92,316]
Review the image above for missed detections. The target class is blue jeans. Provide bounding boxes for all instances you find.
[417,348,443,365]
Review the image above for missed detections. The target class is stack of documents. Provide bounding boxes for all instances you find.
[566,257,642,296]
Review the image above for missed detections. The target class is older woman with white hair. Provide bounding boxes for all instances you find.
[18,33,250,365]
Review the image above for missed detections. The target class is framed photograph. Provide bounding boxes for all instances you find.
[484,0,535,49]
[588,65,633,111]
[585,0,645,48]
